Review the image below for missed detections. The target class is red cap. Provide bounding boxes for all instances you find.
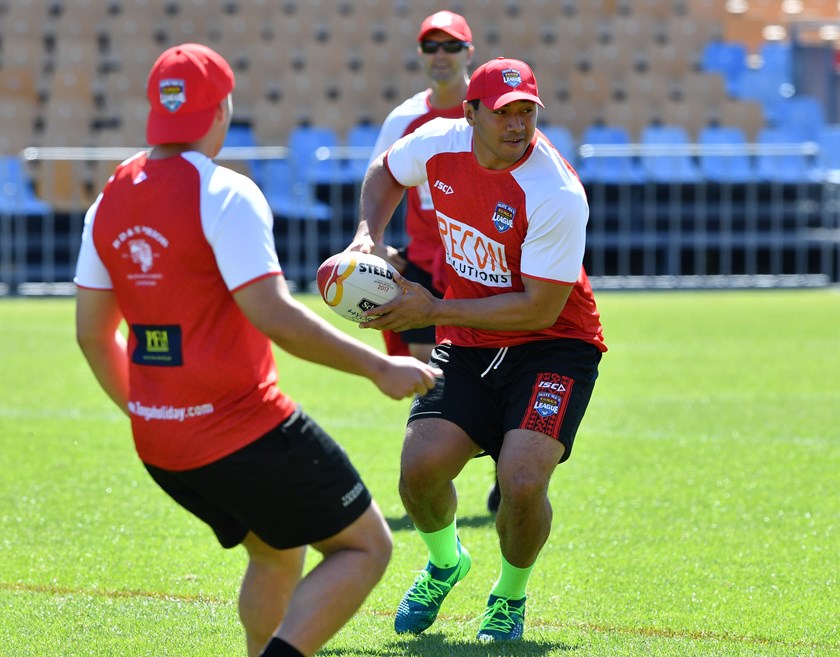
[145,43,235,145]
[417,10,472,43]
[466,57,544,110]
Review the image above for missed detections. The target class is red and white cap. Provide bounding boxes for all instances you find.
[145,43,235,145]
[466,57,544,110]
[417,10,472,43]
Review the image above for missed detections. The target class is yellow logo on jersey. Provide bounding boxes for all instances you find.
[132,324,183,367]
[145,329,170,353]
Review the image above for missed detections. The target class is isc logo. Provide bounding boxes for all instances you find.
[538,381,567,393]
[433,180,454,195]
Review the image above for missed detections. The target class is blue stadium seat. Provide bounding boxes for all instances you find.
[773,96,825,142]
[697,125,755,183]
[223,123,257,148]
[732,67,789,125]
[639,124,700,183]
[260,158,332,221]
[344,123,380,182]
[0,156,51,215]
[539,125,576,165]
[814,125,840,181]
[754,126,818,183]
[758,42,793,88]
[701,41,748,96]
[221,123,263,183]
[288,125,348,185]
[576,124,643,184]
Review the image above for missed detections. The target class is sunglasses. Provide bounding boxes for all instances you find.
[420,40,470,54]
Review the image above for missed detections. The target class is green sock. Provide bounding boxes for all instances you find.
[417,521,459,569]
[490,553,535,600]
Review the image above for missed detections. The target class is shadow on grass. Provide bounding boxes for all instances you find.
[322,633,577,656]
[387,514,496,532]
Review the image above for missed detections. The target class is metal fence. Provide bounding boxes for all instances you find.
[1,144,839,296]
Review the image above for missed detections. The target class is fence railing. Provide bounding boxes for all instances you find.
[1,144,838,296]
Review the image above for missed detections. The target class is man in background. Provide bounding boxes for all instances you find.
[74,43,439,657]
[368,9,501,512]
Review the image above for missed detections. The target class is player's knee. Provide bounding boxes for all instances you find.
[400,451,441,488]
[498,471,547,507]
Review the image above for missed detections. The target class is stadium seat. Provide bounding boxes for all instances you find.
[754,126,818,183]
[773,96,825,142]
[287,125,348,185]
[758,42,793,88]
[260,158,332,221]
[539,125,576,165]
[813,126,840,182]
[732,67,789,125]
[219,122,262,181]
[639,124,700,183]
[344,123,380,182]
[576,124,644,184]
[732,65,782,103]
[0,156,52,215]
[223,123,258,148]
[697,125,755,183]
[0,99,38,154]
[700,41,747,95]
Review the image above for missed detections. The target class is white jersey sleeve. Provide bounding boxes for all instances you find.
[386,117,471,188]
[74,195,112,289]
[516,140,589,284]
[185,153,282,291]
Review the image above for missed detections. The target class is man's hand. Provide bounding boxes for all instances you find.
[360,273,438,332]
[379,244,407,274]
[347,238,407,275]
[373,356,442,400]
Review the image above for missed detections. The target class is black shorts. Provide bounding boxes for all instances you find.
[144,406,372,550]
[408,339,601,463]
[400,257,443,347]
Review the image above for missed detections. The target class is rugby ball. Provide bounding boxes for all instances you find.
[316,251,402,323]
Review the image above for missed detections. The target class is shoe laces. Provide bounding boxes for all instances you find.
[476,598,523,632]
[405,570,452,606]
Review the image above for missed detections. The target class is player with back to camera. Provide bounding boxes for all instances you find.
[368,9,502,513]
[74,43,440,657]
[350,57,606,642]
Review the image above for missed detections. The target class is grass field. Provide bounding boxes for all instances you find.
[1,290,838,657]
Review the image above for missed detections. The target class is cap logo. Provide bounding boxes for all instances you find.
[159,78,186,113]
[501,68,523,88]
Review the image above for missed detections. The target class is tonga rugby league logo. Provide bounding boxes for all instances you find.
[492,202,516,233]
[521,373,574,438]
[501,68,523,88]
[159,78,186,112]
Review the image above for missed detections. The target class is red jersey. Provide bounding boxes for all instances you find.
[74,151,296,470]
[371,90,464,284]
[385,119,606,351]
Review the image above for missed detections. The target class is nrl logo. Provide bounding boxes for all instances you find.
[159,78,186,112]
[492,202,516,233]
[501,68,522,88]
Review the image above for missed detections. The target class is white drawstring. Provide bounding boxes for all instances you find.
[480,347,508,378]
